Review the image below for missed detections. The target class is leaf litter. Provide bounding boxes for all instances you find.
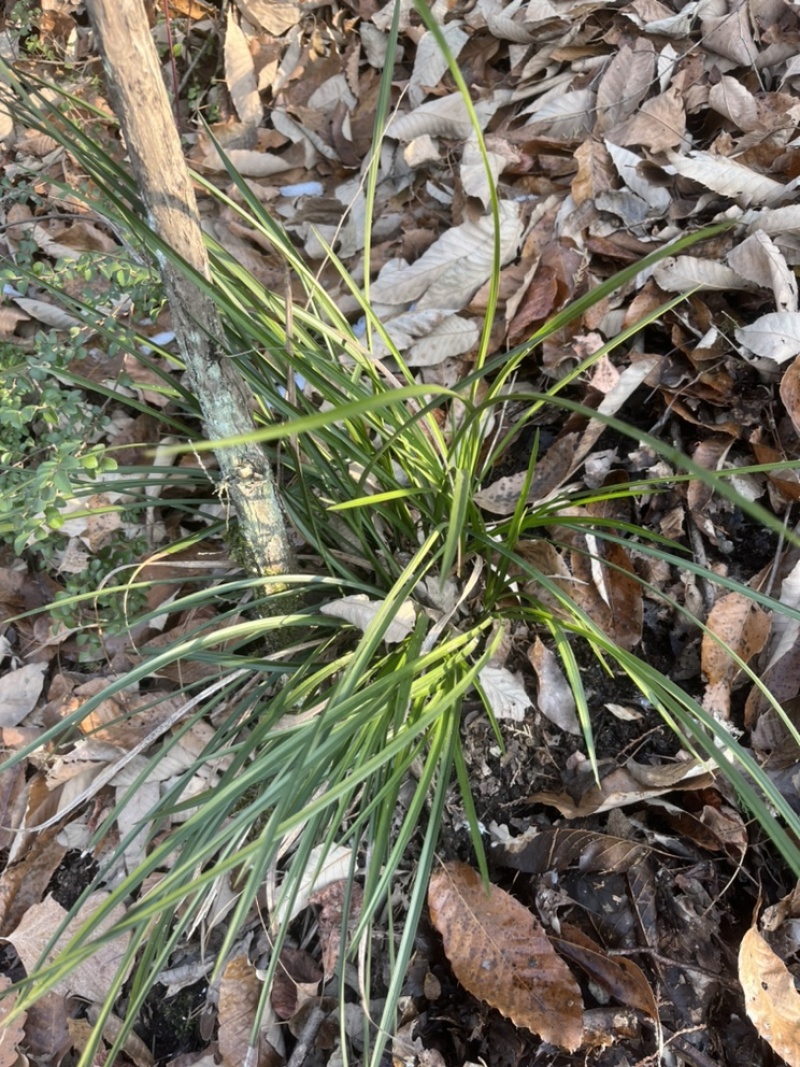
[3,0,800,1064]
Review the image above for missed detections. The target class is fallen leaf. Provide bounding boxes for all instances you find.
[224,10,262,127]
[428,862,583,1050]
[478,665,531,722]
[319,595,415,645]
[736,312,800,363]
[739,926,800,1067]
[0,662,47,728]
[6,893,132,1001]
[552,922,657,1019]
[528,637,580,734]
[0,975,27,1067]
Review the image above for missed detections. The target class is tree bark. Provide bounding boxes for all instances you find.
[85,0,293,581]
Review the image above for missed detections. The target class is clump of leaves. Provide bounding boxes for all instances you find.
[3,18,800,1067]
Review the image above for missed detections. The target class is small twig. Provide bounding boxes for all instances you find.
[285,1004,327,1067]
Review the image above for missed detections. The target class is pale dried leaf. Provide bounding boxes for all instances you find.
[702,3,757,66]
[460,136,505,209]
[764,559,800,673]
[612,86,686,151]
[370,308,478,363]
[528,638,580,734]
[0,91,12,144]
[387,91,479,141]
[526,88,595,139]
[406,316,479,365]
[319,594,415,644]
[0,975,26,1066]
[273,843,353,926]
[740,927,800,1067]
[307,73,357,113]
[235,0,299,35]
[478,665,531,722]
[653,256,752,292]
[594,42,655,132]
[666,149,785,208]
[224,10,262,127]
[409,23,468,107]
[11,296,81,329]
[0,306,29,335]
[708,75,759,131]
[6,893,132,1000]
[727,231,798,312]
[201,144,293,176]
[735,312,800,363]
[370,201,522,311]
[0,662,47,727]
[533,759,714,817]
[605,141,671,212]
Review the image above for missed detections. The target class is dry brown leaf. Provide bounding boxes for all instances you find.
[612,86,686,152]
[6,893,132,1001]
[0,975,27,1067]
[702,592,771,719]
[571,140,616,206]
[309,878,364,977]
[23,992,71,1067]
[781,356,800,439]
[532,758,714,817]
[594,42,655,132]
[218,953,272,1067]
[271,947,323,1020]
[474,433,576,515]
[428,861,583,1050]
[569,538,642,652]
[739,926,800,1066]
[552,923,657,1019]
[0,827,67,937]
[493,826,651,876]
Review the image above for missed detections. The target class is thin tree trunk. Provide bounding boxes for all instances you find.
[85,0,293,581]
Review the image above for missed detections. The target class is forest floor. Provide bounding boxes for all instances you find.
[2,1,800,1065]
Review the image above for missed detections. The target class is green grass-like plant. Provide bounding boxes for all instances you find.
[3,9,800,1066]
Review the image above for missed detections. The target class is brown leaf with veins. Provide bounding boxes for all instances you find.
[702,591,770,720]
[740,926,800,1067]
[780,355,800,438]
[612,87,686,152]
[552,923,657,1019]
[428,861,583,1050]
[571,140,616,206]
